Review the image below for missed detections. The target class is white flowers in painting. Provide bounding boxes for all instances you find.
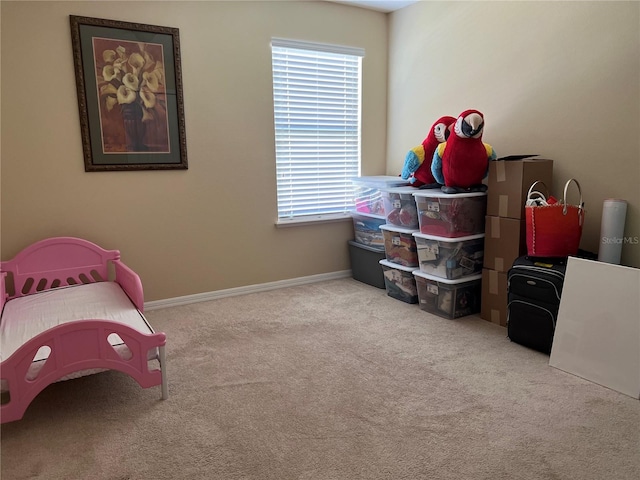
[97,42,166,122]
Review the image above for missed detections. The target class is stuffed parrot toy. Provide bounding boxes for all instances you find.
[431,109,497,194]
[401,116,456,188]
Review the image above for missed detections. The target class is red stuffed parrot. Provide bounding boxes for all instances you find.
[411,116,456,187]
[431,109,496,193]
[401,116,456,187]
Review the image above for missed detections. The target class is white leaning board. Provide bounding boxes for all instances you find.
[549,257,640,399]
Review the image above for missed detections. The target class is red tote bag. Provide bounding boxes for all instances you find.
[525,179,585,258]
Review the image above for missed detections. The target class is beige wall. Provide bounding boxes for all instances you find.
[3,1,639,303]
[388,1,640,268]
[0,1,389,301]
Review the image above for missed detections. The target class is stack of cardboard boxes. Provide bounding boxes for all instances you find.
[481,157,554,326]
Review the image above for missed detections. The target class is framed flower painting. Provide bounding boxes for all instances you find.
[70,16,188,171]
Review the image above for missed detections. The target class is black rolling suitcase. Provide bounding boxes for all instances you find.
[506,256,567,354]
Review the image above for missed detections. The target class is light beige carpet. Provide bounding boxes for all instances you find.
[1,278,638,479]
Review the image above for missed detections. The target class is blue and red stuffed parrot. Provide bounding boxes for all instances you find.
[401,116,456,188]
[431,109,496,194]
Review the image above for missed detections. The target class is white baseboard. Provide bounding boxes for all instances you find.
[144,270,352,311]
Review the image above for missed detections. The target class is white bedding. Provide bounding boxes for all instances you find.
[0,282,153,363]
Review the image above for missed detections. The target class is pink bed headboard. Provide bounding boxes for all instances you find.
[1,237,120,299]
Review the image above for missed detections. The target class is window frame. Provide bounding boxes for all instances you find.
[271,38,365,227]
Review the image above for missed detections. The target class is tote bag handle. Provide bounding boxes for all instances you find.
[526,181,549,205]
[561,178,584,224]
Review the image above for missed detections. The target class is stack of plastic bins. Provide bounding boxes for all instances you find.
[349,176,408,288]
[379,224,420,303]
[376,186,421,302]
[411,190,487,318]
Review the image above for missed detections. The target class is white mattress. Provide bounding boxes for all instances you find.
[0,282,153,363]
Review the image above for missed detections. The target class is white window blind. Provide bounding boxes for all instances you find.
[271,38,364,223]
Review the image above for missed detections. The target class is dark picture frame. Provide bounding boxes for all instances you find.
[70,15,187,171]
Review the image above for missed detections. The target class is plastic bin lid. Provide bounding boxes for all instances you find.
[351,211,386,220]
[412,270,482,284]
[379,224,419,234]
[412,190,487,198]
[379,259,419,272]
[348,240,385,253]
[352,176,409,187]
[381,185,422,194]
[412,232,485,242]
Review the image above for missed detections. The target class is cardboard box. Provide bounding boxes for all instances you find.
[481,268,508,327]
[483,216,526,272]
[487,158,553,219]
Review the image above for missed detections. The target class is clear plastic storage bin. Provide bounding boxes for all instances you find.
[380,224,419,268]
[352,176,409,216]
[413,233,484,279]
[413,271,482,319]
[351,213,386,248]
[382,186,420,229]
[413,191,487,237]
[379,259,419,304]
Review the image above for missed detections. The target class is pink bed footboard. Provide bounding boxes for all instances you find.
[1,320,167,424]
[113,259,145,312]
[1,272,7,315]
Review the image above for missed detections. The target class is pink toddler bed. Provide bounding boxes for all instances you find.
[0,237,168,424]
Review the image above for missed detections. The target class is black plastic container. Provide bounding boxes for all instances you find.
[348,240,385,289]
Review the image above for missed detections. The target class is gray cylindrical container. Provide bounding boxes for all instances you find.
[598,199,628,264]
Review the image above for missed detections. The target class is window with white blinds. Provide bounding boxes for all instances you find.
[271,38,364,224]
